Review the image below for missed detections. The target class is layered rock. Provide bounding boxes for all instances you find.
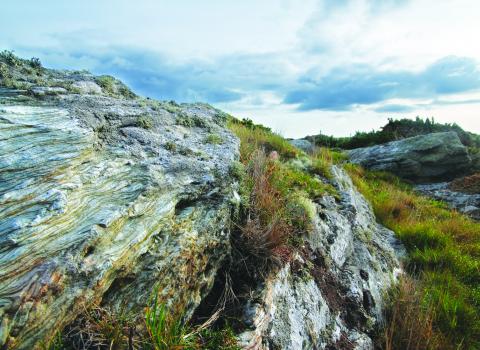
[238,166,405,349]
[348,132,472,183]
[0,90,239,349]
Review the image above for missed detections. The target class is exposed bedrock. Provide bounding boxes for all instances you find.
[0,92,239,349]
[348,132,472,183]
[238,166,405,350]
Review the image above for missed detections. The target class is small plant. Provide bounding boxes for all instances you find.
[95,75,116,95]
[145,293,195,350]
[205,133,223,145]
[177,114,208,128]
[197,325,240,350]
[164,141,177,152]
[138,115,154,129]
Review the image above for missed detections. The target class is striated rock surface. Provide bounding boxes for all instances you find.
[238,166,405,350]
[0,89,239,349]
[348,132,472,183]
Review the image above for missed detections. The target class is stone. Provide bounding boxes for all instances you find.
[0,90,239,349]
[238,166,405,349]
[71,80,103,94]
[289,138,314,153]
[348,132,472,182]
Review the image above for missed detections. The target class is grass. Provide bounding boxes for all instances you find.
[145,293,195,350]
[346,164,480,349]
[205,133,223,144]
[95,75,116,95]
[228,117,337,272]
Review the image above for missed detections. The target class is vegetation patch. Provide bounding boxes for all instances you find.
[308,117,480,149]
[204,133,223,144]
[346,164,480,349]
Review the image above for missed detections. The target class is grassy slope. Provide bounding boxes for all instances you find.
[346,165,480,349]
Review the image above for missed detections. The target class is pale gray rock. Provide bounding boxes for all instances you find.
[348,132,472,182]
[238,166,405,350]
[289,138,314,153]
[416,182,480,220]
[0,91,239,349]
[71,80,103,94]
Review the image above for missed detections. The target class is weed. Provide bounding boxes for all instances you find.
[164,141,177,152]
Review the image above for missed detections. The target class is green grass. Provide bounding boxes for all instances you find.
[145,293,195,350]
[346,164,480,349]
[205,133,223,144]
[95,75,116,95]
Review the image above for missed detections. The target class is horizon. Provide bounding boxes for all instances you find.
[1,0,480,137]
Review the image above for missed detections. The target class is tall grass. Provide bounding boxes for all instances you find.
[346,165,480,349]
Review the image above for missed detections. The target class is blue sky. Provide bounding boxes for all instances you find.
[1,0,480,137]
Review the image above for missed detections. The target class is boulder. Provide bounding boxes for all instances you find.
[289,138,314,153]
[0,90,239,349]
[348,132,472,182]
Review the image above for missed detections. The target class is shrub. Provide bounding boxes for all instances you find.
[138,115,154,129]
[0,50,22,67]
[29,57,42,70]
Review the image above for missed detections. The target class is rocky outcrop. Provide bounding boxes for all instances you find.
[1,57,406,349]
[238,166,405,349]
[416,182,480,221]
[0,89,239,349]
[348,132,472,183]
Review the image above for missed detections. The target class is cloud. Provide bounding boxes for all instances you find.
[374,104,415,113]
[284,56,480,111]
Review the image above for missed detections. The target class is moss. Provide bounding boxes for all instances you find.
[229,161,246,181]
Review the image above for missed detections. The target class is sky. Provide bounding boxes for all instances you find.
[1,0,480,137]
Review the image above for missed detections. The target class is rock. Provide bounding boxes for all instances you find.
[29,86,67,96]
[416,182,480,221]
[238,166,405,349]
[289,138,314,153]
[71,80,103,94]
[348,132,472,182]
[0,91,239,349]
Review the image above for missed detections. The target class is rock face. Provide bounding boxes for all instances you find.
[348,132,472,183]
[0,90,239,348]
[238,166,405,349]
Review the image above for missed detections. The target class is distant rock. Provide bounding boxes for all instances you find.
[289,138,314,153]
[348,132,472,182]
[71,80,103,94]
[416,182,480,221]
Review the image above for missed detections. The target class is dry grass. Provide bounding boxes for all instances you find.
[449,173,480,194]
[379,277,452,350]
